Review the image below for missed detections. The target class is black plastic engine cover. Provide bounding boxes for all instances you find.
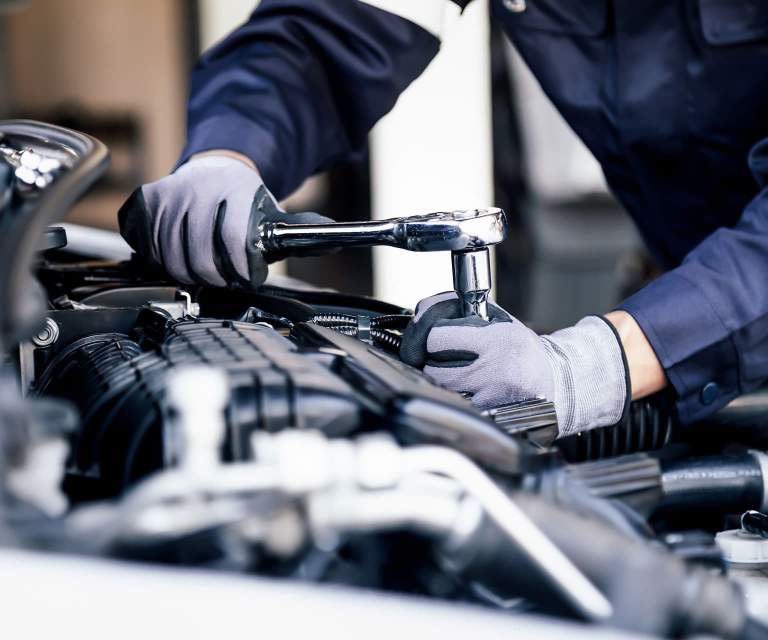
[39,317,360,499]
[37,299,526,502]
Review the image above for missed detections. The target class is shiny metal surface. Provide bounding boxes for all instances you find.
[452,248,492,320]
[259,208,506,321]
[32,318,59,348]
[258,207,506,254]
[484,398,559,447]
[403,446,613,621]
[1,143,65,195]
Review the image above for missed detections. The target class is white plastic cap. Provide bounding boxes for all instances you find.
[716,529,768,564]
[166,366,230,472]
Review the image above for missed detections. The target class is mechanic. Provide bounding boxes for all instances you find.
[119,0,768,438]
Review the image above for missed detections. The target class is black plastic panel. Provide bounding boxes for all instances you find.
[41,318,360,500]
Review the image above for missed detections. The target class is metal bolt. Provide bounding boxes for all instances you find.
[503,0,527,12]
[32,318,60,348]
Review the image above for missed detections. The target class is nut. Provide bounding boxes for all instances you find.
[32,318,60,348]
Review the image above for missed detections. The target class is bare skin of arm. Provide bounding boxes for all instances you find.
[605,310,668,400]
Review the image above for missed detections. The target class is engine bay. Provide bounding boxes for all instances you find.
[4,121,768,639]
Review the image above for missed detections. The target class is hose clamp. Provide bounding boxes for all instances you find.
[356,316,372,344]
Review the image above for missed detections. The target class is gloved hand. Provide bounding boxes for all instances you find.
[400,292,630,437]
[118,155,334,288]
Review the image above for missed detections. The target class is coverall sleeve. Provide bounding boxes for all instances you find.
[179,0,473,200]
[619,139,768,425]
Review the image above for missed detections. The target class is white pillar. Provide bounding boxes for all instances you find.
[198,0,261,52]
[370,1,494,310]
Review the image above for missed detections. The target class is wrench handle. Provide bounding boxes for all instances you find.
[259,220,400,255]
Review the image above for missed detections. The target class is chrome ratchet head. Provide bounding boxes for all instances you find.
[390,207,507,252]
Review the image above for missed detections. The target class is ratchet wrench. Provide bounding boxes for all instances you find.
[258,208,507,320]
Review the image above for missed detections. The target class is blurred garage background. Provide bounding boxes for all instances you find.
[0,0,653,330]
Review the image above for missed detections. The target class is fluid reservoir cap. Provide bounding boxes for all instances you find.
[716,529,768,564]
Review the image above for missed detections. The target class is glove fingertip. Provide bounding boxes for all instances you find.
[412,291,460,323]
[118,187,161,267]
[399,337,427,369]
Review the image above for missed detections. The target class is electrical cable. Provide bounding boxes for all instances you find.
[309,313,411,330]
[308,314,406,354]
[330,326,402,354]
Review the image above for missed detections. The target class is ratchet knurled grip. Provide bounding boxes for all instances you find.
[257,208,507,320]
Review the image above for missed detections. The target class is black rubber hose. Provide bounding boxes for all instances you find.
[330,326,403,355]
[369,315,412,330]
[563,452,767,518]
[370,329,403,353]
[560,383,768,463]
[309,313,411,330]
[556,399,674,462]
[656,453,765,515]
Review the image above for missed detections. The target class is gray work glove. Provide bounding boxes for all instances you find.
[118,156,334,288]
[400,292,630,437]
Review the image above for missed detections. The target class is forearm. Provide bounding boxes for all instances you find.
[180,0,441,200]
[605,310,668,401]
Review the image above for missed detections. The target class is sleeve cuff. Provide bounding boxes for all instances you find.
[617,271,741,425]
[178,114,288,199]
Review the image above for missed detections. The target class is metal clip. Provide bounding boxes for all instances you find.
[356,316,372,344]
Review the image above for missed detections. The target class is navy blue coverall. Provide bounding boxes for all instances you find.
[180,0,768,426]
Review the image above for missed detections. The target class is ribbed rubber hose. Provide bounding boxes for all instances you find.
[556,399,675,462]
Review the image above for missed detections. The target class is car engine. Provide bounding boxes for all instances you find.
[3,120,768,639]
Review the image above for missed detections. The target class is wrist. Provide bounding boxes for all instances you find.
[604,310,668,400]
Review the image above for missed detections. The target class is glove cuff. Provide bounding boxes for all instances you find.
[541,316,629,437]
[595,315,632,430]
[176,154,259,174]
